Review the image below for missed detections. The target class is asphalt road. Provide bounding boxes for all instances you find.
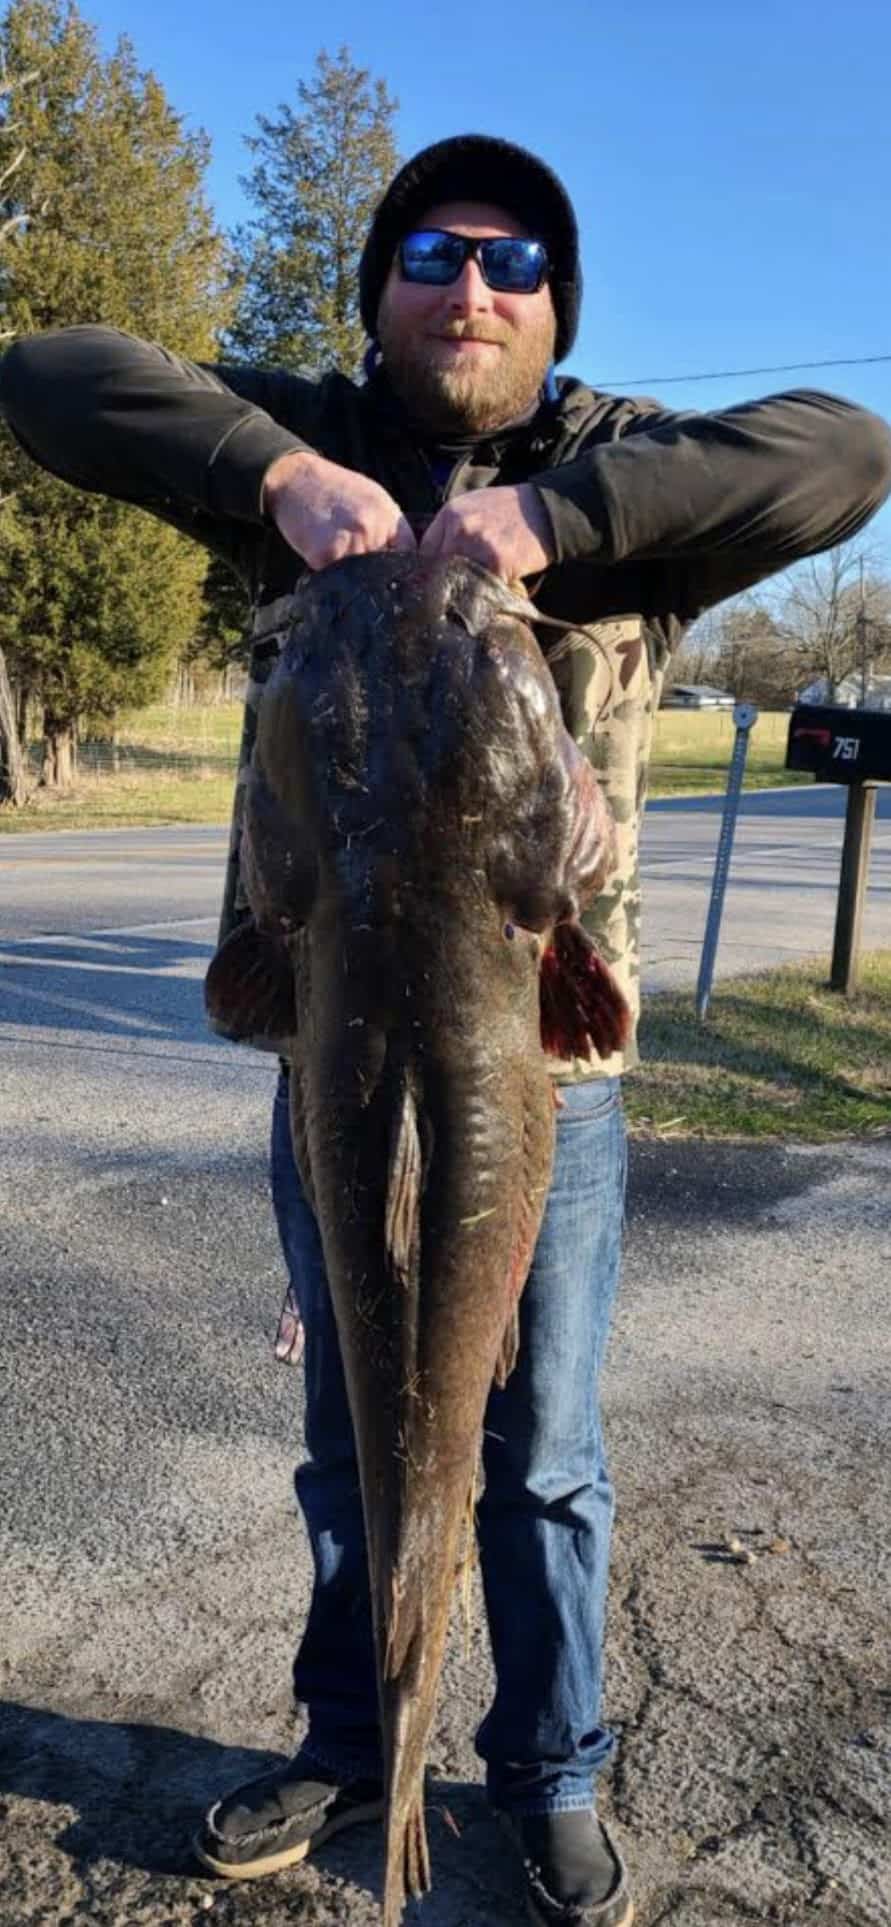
[1,793,890,1927]
[3,784,890,986]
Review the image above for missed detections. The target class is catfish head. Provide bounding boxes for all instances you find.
[206,554,628,1925]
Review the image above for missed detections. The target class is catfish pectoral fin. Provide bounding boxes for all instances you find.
[539,922,631,1059]
[204,919,295,1041]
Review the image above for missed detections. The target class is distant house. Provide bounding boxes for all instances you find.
[661,683,735,710]
[797,673,891,712]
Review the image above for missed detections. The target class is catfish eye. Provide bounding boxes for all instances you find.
[503,922,516,941]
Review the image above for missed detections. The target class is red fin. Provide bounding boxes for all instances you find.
[204,919,295,1041]
[539,922,630,1060]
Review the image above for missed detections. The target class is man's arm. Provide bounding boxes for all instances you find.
[530,388,891,615]
[0,324,313,527]
[0,324,416,573]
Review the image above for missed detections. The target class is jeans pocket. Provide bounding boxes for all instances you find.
[556,1077,622,1124]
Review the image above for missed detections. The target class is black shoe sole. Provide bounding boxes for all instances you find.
[192,1795,385,1881]
[526,1897,634,1927]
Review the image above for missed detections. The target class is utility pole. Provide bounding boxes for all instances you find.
[857,557,870,706]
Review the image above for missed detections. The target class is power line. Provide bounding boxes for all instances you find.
[598,351,891,389]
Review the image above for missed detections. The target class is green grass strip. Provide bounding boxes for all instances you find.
[626,954,891,1141]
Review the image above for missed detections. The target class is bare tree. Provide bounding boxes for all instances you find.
[664,606,722,691]
[673,595,798,707]
[774,539,891,699]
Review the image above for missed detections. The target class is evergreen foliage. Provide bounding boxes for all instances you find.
[0,0,232,783]
[229,45,398,378]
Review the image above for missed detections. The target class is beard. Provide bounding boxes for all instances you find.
[376,306,557,435]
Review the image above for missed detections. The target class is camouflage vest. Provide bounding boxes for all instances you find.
[216,591,295,958]
[545,613,665,1078]
[214,594,664,1081]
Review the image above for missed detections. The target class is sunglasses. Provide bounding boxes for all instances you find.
[398,229,549,294]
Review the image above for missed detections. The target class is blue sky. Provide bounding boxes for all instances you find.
[85,0,891,553]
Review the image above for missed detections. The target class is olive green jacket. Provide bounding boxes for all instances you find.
[3,326,890,1071]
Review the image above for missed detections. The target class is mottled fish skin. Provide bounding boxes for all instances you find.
[205,554,628,1927]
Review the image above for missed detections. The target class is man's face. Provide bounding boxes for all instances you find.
[376,200,557,435]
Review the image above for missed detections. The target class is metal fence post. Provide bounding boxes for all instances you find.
[696,702,759,1021]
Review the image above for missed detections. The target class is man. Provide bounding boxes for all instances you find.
[3,134,889,1927]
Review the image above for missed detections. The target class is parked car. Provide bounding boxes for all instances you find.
[660,683,735,710]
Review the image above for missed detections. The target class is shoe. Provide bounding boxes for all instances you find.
[502,1809,633,1926]
[193,1757,385,1880]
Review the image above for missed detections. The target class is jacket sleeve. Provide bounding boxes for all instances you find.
[0,324,316,535]
[531,389,891,618]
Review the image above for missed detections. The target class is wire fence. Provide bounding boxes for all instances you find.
[22,701,244,785]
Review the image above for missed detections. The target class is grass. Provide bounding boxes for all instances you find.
[0,771,237,831]
[0,701,242,832]
[1,704,806,833]
[625,952,891,1141]
[111,700,244,760]
[649,706,810,798]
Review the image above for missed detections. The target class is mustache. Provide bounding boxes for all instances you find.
[435,318,509,344]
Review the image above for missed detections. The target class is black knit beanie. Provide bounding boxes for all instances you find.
[359,134,582,364]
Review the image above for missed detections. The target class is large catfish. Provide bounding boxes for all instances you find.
[206,554,629,1926]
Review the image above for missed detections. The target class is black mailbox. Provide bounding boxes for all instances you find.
[786,702,891,784]
[785,701,887,994]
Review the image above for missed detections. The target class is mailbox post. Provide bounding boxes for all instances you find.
[830,783,878,995]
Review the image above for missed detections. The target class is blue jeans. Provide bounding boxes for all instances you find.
[270,1067,627,1815]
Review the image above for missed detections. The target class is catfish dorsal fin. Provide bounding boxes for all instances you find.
[204,919,295,1042]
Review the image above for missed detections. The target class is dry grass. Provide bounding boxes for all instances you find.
[0,769,236,831]
[650,707,809,797]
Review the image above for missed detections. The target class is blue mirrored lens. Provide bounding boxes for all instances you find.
[399,231,548,293]
[481,238,548,291]
[400,231,467,285]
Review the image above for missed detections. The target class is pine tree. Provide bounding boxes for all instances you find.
[0,0,233,785]
[230,45,398,377]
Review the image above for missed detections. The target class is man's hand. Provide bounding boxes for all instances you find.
[419,483,555,580]
[262,449,416,570]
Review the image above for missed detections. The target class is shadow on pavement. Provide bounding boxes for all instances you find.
[625,1137,844,1231]
[0,931,215,1044]
[0,1701,512,1916]
[0,1700,277,1878]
